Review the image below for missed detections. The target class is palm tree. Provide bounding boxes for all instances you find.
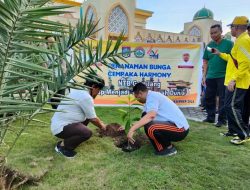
[0,0,124,167]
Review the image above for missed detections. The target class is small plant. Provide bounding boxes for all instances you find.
[117,95,141,133]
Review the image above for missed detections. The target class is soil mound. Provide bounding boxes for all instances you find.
[98,123,148,152]
[114,134,148,152]
[98,123,125,137]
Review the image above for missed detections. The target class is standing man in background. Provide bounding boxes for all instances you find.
[214,16,250,144]
[202,24,233,127]
[242,23,250,129]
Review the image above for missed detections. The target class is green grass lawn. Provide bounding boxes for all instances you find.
[2,107,250,190]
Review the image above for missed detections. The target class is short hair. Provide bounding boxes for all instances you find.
[133,82,148,94]
[85,77,105,89]
[211,24,222,31]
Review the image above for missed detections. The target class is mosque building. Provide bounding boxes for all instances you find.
[52,0,222,44]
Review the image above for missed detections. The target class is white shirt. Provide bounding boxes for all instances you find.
[143,91,189,130]
[51,89,97,135]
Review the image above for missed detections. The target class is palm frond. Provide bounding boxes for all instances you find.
[0,0,126,158]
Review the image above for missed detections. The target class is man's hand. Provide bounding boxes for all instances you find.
[127,128,135,144]
[212,48,220,55]
[101,124,106,131]
[228,80,236,92]
[90,117,106,130]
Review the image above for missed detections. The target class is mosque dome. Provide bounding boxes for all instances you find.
[193,7,214,20]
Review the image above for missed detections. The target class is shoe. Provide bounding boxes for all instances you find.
[215,121,227,127]
[202,118,215,123]
[55,141,76,158]
[230,137,250,145]
[220,132,238,137]
[155,146,177,156]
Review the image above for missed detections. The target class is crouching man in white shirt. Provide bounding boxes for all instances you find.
[127,83,189,156]
[51,77,106,158]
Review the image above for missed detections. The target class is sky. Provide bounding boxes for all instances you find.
[77,0,250,34]
[136,0,250,34]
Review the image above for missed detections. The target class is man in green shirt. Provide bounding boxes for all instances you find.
[203,24,233,127]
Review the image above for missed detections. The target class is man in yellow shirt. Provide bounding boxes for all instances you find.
[214,16,250,145]
[242,23,250,131]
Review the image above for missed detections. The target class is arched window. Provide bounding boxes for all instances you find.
[189,26,201,36]
[185,37,189,42]
[175,36,180,43]
[108,6,128,35]
[145,34,155,43]
[156,35,164,43]
[166,36,172,43]
[86,6,96,21]
[134,32,142,42]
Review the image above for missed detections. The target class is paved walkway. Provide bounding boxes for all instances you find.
[180,107,207,122]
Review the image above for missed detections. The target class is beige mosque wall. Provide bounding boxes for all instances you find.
[134,28,199,43]
[81,0,202,43]
[184,19,222,45]
[82,0,136,41]
[134,16,147,29]
[134,12,152,29]
[48,2,80,25]
[51,0,224,45]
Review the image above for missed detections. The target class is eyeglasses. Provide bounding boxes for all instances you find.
[230,25,235,29]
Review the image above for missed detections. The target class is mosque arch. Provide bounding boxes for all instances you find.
[175,36,180,43]
[85,5,97,21]
[156,34,164,43]
[134,32,143,42]
[145,33,155,43]
[106,4,129,40]
[166,36,173,43]
[189,25,202,37]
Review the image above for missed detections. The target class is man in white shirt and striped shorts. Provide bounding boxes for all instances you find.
[127,83,189,156]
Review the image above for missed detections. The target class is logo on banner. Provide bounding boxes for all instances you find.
[134,47,145,58]
[122,46,131,58]
[147,47,159,59]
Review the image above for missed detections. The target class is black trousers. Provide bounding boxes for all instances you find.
[55,120,91,150]
[205,78,226,122]
[242,87,250,128]
[144,120,189,152]
[225,88,249,139]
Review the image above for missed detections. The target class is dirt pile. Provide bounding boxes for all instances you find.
[98,123,125,137]
[98,123,148,152]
